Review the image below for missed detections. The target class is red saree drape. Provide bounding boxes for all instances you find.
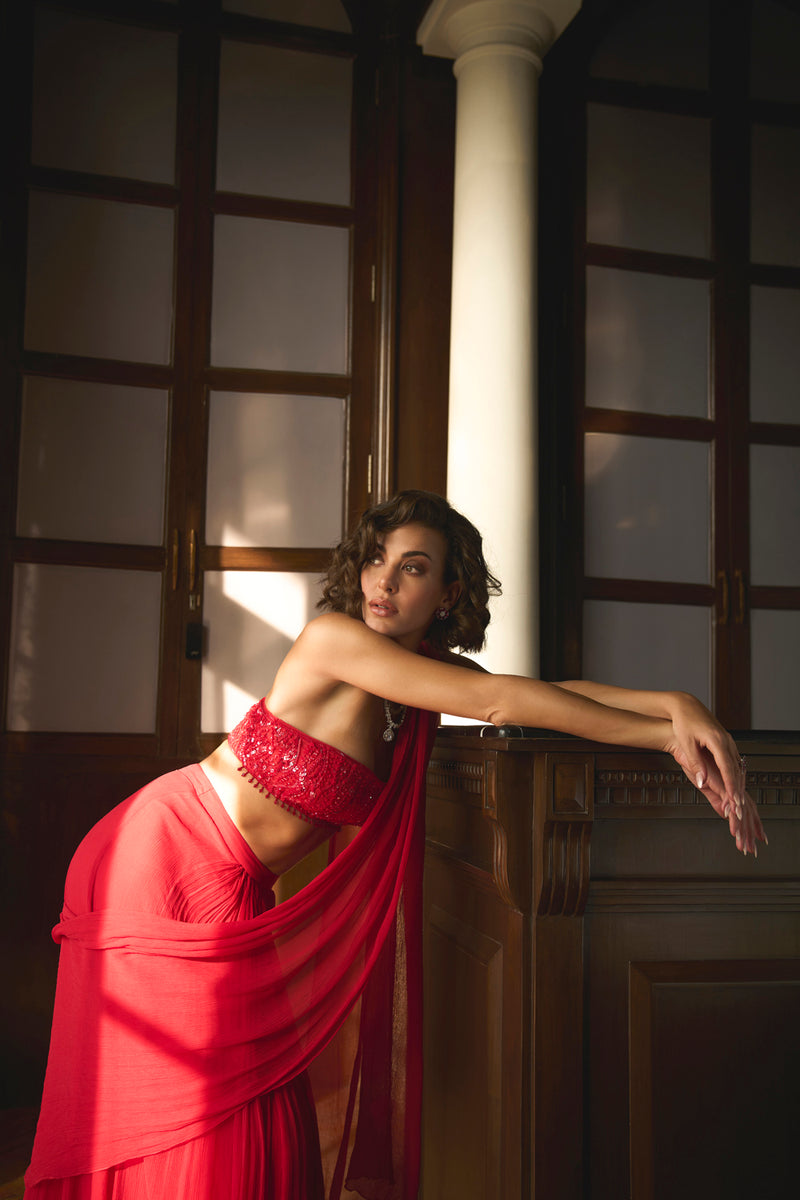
[25,703,438,1199]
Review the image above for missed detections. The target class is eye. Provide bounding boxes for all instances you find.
[403,560,424,574]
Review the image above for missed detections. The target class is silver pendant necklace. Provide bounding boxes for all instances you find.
[382,698,407,742]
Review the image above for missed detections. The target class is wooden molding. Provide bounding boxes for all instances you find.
[426,754,484,803]
[596,766,800,808]
[589,879,800,913]
[596,766,699,807]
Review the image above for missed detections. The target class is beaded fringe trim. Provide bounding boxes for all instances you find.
[235,764,338,830]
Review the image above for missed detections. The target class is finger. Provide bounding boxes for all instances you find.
[750,811,766,853]
[709,790,745,848]
[741,791,766,848]
[751,803,767,845]
[723,797,748,854]
[696,771,763,854]
[718,732,748,807]
[714,746,740,806]
[690,751,722,795]
[746,807,762,856]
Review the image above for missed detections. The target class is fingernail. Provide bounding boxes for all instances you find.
[754,846,758,859]
[735,805,743,821]
[695,773,704,789]
[765,834,769,846]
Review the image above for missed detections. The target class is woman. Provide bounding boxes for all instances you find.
[26,491,764,1200]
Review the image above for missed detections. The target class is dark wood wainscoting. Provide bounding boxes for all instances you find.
[421,730,800,1200]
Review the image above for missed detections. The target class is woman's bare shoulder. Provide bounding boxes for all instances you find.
[280,612,387,683]
[266,614,367,712]
[298,610,356,637]
[293,611,369,654]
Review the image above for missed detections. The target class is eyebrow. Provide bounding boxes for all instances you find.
[375,543,433,562]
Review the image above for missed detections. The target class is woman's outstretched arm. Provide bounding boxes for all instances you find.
[288,615,765,854]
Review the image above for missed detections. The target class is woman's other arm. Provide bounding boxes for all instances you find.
[554,680,764,854]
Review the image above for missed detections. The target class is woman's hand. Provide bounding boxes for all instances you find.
[665,693,767,856]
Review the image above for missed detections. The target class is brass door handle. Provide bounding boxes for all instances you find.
[717,569,729,625]
[188,529,197,594]
[734,568,746,624]
[171,529,180,591]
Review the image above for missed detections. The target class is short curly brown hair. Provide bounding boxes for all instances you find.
[319,490,501,653]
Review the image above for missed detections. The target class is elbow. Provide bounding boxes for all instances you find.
[474,678,508,728]
[466,674,532,729]
[481,682,514,728]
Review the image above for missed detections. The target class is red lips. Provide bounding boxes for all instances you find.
[369,599,397,616]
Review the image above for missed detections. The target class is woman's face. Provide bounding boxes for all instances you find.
[360,522,460,651]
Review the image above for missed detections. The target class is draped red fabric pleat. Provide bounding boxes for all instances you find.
[25,703,437,1200]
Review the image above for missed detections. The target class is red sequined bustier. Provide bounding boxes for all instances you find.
[227,701,383,830]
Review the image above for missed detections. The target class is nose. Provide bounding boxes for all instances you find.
[378,566,398,593]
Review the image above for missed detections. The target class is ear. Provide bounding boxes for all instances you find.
[441,580,461,610]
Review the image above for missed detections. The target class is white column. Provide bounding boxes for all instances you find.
[418,0,580,677]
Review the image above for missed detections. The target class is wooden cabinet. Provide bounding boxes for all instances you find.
[422,730,800,1200]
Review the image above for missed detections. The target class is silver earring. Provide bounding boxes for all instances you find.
[435,607,450,620]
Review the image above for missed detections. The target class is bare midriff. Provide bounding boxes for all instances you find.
[199,740,335,875]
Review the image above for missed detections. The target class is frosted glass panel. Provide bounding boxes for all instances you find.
[211,216,349,372]
[17,377,168,545]
[32,9,177,183]
[751,125,800,268]
[222,0,351,31]
[751,0,800,103]
[750,286,800,424]
[7,564,160,732]
[586,267,709,416]
[206,392,345,547]
[751,610,800,729]
[202,571,321,732]
[25,192,174,363]
[750,445,800,586]
[583,599,711,706]
[585,434,710,583]
[217,41,351,204]
[590,0,708,90]
[587,105,710,257]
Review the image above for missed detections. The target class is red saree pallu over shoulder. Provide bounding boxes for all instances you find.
[25,704,438,1200]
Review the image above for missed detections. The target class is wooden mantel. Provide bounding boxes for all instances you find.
[421,728,800,1200]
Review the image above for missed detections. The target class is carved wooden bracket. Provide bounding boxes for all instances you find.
[480,755,517,910]
[537,753,594,917]
[538,819,592,916]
